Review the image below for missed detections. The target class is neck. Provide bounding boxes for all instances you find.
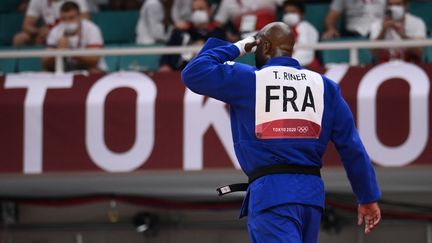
[273,49,292,58]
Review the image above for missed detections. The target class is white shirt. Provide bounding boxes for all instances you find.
[370,13,427,40]
[47,19,106,70]
[370,13,426,58]
[214,0,279,24]
[26,0,89,26]
[171,0,193,23]
[136,0,172,44]
[330,0,386,36]
[292,20,319,66]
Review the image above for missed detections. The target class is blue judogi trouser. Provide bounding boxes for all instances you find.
[247,203,322,243]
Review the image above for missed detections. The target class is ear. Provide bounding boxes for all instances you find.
[263,40,272,56]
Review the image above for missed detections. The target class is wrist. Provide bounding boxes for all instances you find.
[234,36,256,57]
[234,42,245,56]
[327,27,337,32]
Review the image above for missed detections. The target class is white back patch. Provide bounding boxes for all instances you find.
[255,66,324,139]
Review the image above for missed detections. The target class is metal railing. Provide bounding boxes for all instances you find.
[0,39,431,74]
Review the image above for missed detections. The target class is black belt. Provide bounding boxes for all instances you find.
[217,164,321,196]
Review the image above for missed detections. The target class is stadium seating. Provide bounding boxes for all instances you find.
[0,0,19,13]
[304,3,330,34]
[410,2,432,34]
[235,53,255,66]
[321,37,373,65]
[118,44,163,72]
[0,46,15,74]
[0,2,432,74]
[103,45,122,72]
[16,46,43,72]
[427,44,432,63]
[92,11,139,44]
[0,13,23,45]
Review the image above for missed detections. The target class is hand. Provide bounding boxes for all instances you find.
[322,28,340,39]
[175,21,190,30]
[393,21,406,37]
[358,202,381,234]
[158,64,173,72]
[57,37,69,49]
[35,26,50,44]
[382,18,394,30]
[234,36,260,56]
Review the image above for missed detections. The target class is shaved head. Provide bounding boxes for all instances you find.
[255,22,295,68]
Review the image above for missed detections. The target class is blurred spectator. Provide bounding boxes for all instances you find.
[136,0,193,45]
[87,0,105,12]
[13,0,89,47]
[282,0,320,68]
[172,0,193,30]
[159,0,225,71]
[42,1,106,73]
[214,0,282,40]
[370,0,426,63]
[323,0,386,39]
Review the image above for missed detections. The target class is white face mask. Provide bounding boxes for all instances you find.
[63,21,79,34]
[191,10,209,26]
[389,5,405,20]
[283,13,300,27]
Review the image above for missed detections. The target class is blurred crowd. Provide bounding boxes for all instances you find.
[5,0,430,73]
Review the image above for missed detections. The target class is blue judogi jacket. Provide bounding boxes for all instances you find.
[181,38,381,217]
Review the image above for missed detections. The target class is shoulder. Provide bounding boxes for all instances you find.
[82,20,103,43]
[320,74,340,94]
[82,19,101,33]
[228,61,257,73]
[371,18,383,28]
[298,21,318,34]
[405,13,426,27]
[298,21,316,30]
[46,24,63,44]
[49,24,63,36]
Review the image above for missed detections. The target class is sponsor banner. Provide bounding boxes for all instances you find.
[0,61,431,174]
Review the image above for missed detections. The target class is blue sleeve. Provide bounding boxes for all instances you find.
[330,86,381,204]
[181,37,254,105]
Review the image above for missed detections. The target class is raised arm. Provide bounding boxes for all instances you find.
[181,37,257,104]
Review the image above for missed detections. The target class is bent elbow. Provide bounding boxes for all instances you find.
[181,61,204,92]
[181,66,193,88]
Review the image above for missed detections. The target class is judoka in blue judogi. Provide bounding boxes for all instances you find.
[182,22,382,243]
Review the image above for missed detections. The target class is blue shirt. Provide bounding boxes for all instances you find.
[182,38,381,217]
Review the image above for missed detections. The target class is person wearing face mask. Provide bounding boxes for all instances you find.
[159,0,226,71]
[136,0,195,45]
[282,0,320,69]
[323,0,386,39]
[370,0,426,63]
[13,0,89,47]
[42,1,106,73]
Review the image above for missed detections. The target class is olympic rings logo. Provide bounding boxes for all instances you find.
[297,126,309,133]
